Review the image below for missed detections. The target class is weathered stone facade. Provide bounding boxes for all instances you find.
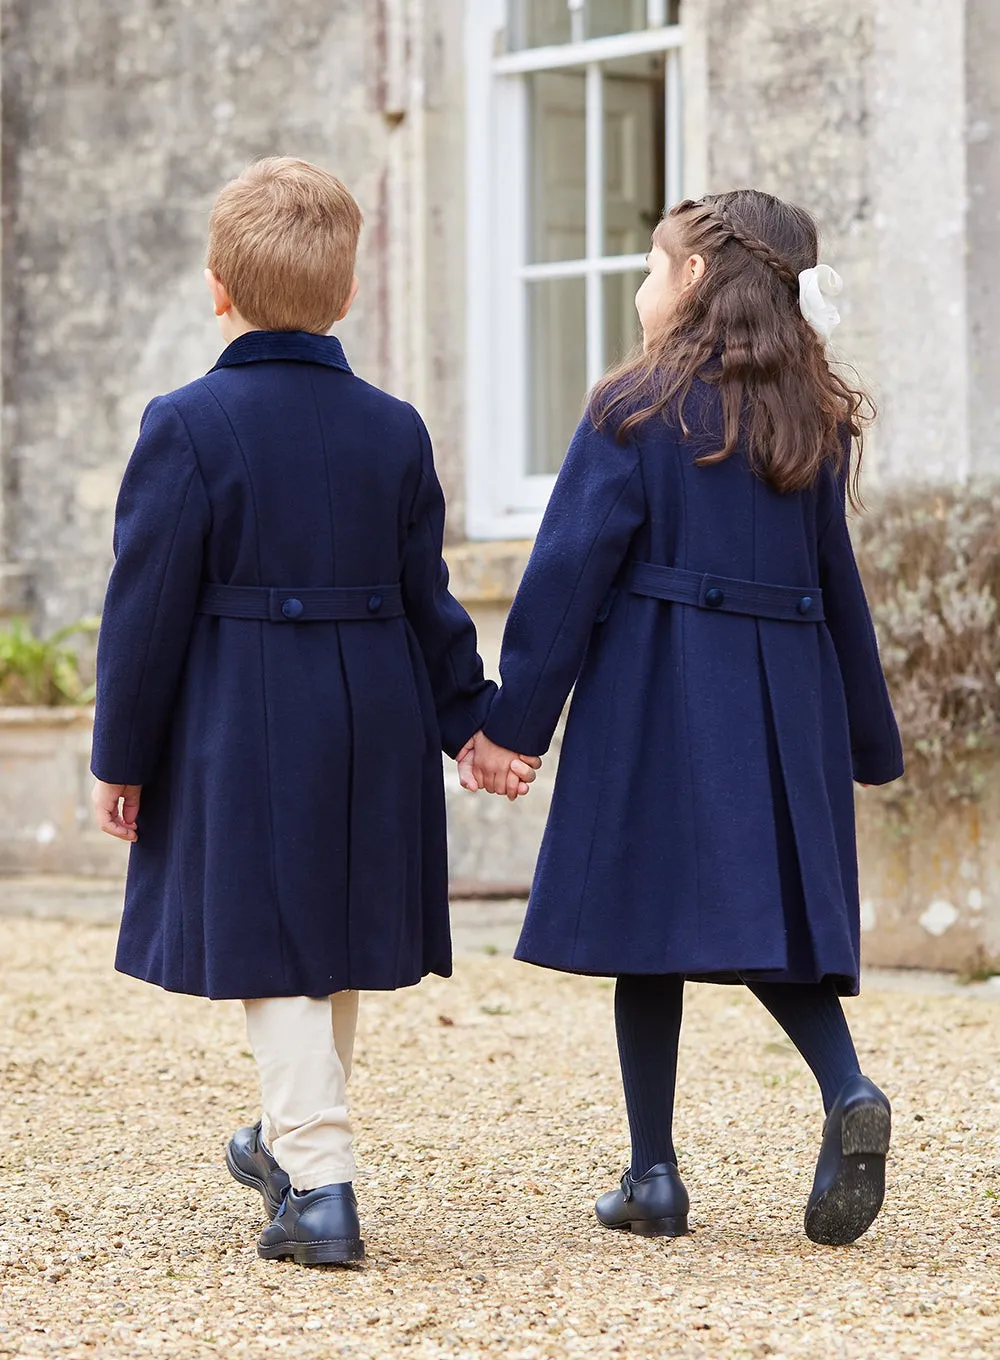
[685,0,1000,483]
[0,0,469,631]
[3,0,998,627]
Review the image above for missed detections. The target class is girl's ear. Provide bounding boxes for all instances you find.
[686,254,707,287]
[205,268,232,318]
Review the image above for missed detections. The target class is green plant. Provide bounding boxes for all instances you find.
[853,484,1000,800]
[0,615,100,706]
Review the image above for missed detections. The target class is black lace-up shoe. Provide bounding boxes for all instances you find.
[595,1162,690,1237]
[805,1075,891,1246]
[257,1182,365,1265]
[226,1123,290,1221]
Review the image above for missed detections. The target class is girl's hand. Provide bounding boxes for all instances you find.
[457,734,541,799]
[471,732,541,801]
[92,781,142,841]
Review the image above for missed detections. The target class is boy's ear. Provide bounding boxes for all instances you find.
[336,276,360,323]
[205,268,232,318]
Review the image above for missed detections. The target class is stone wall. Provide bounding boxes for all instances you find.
[685,0,999,487]
[967,0,1000,478]
[4,0,998,624]
[0,0,468,634]
[858,789,1000,976]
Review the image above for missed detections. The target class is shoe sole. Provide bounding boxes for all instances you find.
[805,1099,891,1246]
[597,1214,689,1238]
[225,1145,284,1221]
[257,1237,366,1266]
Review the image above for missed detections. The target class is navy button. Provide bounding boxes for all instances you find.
[797,595,813,616]
[705,587,724,609]
[281,597,304,620]
[367,593,383,614]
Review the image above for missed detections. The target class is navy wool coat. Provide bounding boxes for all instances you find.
[483,382,903,994]
[92,331,495,1000]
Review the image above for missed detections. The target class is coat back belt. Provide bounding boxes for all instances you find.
[197,583,405,622]
[628,563,824,623]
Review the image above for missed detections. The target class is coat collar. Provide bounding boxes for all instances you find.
[211,330,353,374]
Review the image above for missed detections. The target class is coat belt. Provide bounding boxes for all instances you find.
[628,563,824,623]
[197,583,405,622]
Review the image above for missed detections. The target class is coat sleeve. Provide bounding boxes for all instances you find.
[818,466,904,785]
[91,396,211,785]
[400,407,496,758]
[482,415,646,756]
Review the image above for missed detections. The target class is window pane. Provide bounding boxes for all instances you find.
[603,57,665,256]
[529,61,663,264]
[604,270,644,370]
[507,1,571,50]
[585,0,647,38]
[528,276,587,474]
[528,71,586,264]
[506,1,680,50]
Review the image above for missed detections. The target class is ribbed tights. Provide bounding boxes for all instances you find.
[614,975,862,1178]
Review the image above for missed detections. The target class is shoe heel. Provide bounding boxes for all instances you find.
[226,1148,283,1220]
[294,1238,366,1266]
[841,1102,891,1157]
[630,1215,689,1238]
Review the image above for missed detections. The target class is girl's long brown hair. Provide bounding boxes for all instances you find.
[589,190,873,508]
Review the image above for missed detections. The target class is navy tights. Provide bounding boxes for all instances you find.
[614,974,862,1177]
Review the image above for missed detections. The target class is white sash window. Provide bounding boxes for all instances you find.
[466,1,683,538]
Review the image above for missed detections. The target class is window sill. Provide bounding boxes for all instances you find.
[445,539,534,604]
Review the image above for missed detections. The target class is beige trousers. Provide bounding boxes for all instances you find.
[242,992,358,1191]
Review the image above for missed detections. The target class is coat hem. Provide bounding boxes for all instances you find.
[113,959,453,1001]
[511,950,859,996]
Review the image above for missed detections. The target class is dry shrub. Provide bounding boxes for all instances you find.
[852,485,1000,799]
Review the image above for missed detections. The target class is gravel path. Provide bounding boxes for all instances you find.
[1,915,998,1359]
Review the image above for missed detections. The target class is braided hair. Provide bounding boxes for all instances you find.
[589,188,871,507]
[711,202,801,293]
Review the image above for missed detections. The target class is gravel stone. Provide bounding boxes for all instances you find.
[1,916,998,1359]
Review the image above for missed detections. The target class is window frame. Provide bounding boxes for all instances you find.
[465,1,683,539]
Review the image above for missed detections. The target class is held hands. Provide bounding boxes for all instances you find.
[92,781,142,842]
[456,732,542,802]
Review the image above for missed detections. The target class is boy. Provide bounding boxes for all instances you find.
[91,157,538,1265]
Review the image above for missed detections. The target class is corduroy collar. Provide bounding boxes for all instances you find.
[211,330,353,374]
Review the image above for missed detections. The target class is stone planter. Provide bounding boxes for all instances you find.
[857,783,1000,976]
[0,708,125,877]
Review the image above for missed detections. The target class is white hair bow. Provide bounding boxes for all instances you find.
[798,264,843,343]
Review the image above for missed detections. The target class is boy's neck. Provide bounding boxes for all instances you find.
[220,314,261,345]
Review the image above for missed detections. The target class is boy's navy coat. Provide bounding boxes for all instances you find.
[92,331,495,1000]
[484,382,903,994]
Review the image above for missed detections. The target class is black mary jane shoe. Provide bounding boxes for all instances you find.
[595,1162,690,1238]
[226,1123,290,1221]
[805,1075,891,1246]
[258,1182,365,1266]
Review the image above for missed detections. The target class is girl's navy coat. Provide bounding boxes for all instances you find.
[92,331,495,1001]
[483,383,903,994]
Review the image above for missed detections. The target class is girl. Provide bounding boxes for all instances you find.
[462,190,903,1246]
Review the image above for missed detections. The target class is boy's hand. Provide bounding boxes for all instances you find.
[92,781,142,842]
[457,732,541,801]
[456,738,483,793]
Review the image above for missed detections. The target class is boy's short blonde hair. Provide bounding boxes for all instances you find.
[207,157,363,335]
